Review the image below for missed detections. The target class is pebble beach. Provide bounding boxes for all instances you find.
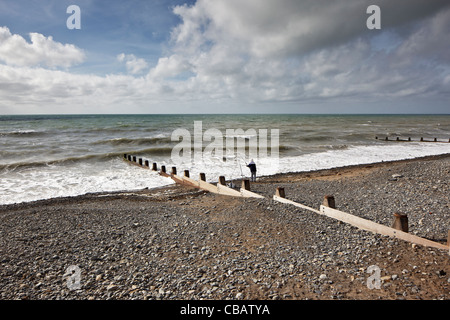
[0,154,449,301]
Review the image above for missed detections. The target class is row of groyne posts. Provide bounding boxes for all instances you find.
[123,153,263,198]
[123,153,450,253]
[376,136,450,143]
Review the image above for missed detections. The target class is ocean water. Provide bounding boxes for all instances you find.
[1,114,449,205]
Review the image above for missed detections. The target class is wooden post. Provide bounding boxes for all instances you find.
[171,167,177,175]
[219,176,226,185]
[199,173,206,181]
[133,156,137,163]
[139,158,143,166]
[161,165,166,173]
[123,153,127,159]
[408,137,411,141]
[392,213,408,233]
[128,155,132,161]
[323,195,335,209]
[152,163,157,171]
[242,179,250,191]
[275,187,285,198]
[396,137,400,141]
[434,138,437,142]
[385,137,388,141]
[184,170,190,178]
[420,137,424,141]
[144,160,149,167]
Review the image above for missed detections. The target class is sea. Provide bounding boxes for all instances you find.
[1,114,449,205]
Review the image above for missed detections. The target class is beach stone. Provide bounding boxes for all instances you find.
[0,156,449,300]
[381,276,391,282]
[106,284,118,291]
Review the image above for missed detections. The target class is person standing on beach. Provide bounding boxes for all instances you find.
[247,159,257,182]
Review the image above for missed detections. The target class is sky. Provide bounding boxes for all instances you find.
[0,0,449,115]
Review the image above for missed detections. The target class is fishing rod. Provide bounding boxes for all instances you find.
[235,154,247,179]
[238,160,244,178]
[237,154,248,166]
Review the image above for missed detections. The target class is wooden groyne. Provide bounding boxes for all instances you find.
[376,136,450,143]
[122,153,264,199]
[273,188,449,251]
[122,153,449,252]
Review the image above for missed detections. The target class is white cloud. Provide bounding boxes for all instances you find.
[1,1,450,114]
[395,6,450,64]
[117,53,149,75]
[0,26,85,68]
[145,0,450,106]
[0,62,186,114]
[168,0,450,60]
[148,54,192,79]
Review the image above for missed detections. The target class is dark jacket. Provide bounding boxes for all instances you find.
[247,163,256,172]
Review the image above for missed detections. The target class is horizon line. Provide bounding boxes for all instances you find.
[1,112,450,116]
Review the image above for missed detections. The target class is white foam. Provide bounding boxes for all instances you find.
[145,142,450,184]
[169,143,450,185]
[262,142,450,177]
[0,159,173,205]
[1,142,449,205]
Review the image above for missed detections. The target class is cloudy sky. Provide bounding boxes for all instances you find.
[0,0,449,114]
